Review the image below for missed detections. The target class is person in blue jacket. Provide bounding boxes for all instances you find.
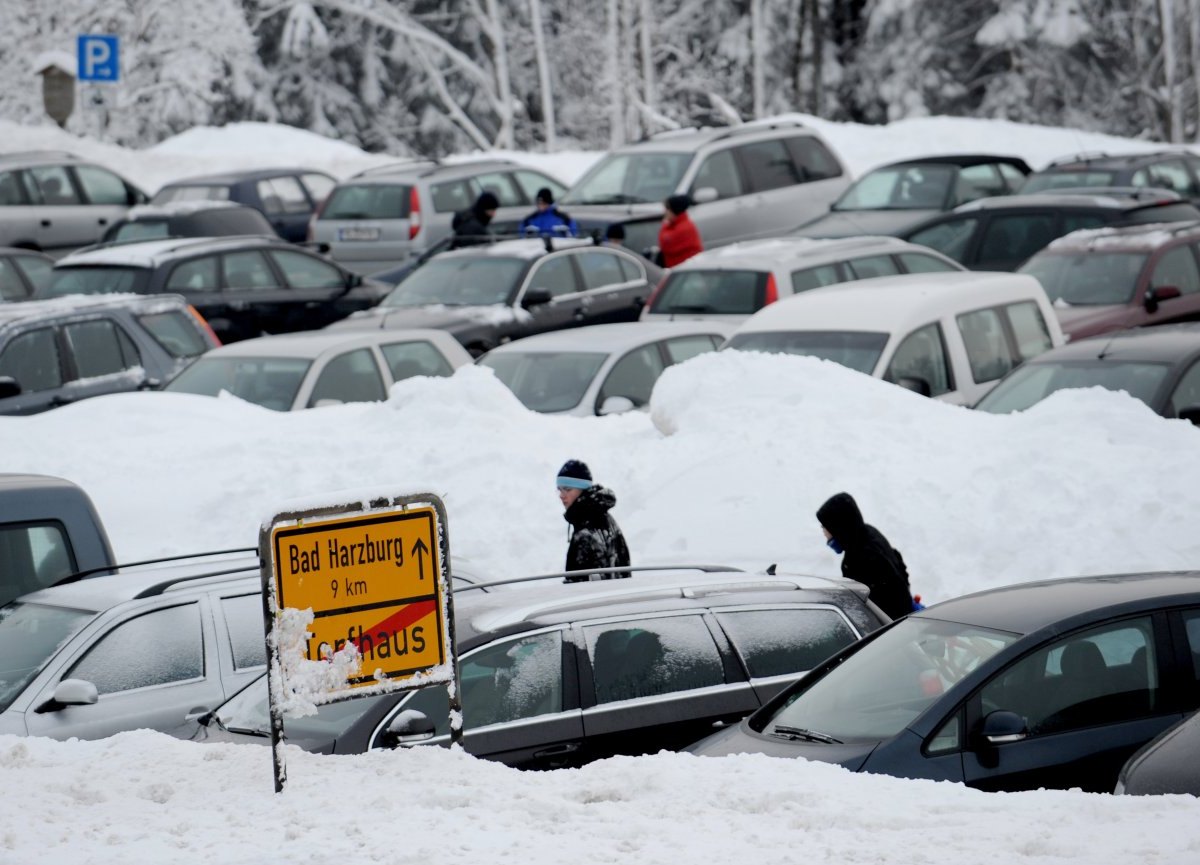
[520,187,579,238]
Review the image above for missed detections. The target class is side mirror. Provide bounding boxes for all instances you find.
[381,710,436,748]
[521,286,553,309]
[34,678,99,714]
[598,395,636,416]
[977,710,1028,746]
[137,377,162,391]
[894,375,932,397]
[1177,406,1200,426]
[1145,285,1182,313]
[346,271,364,289]
[0,375,21,399]
[691,187,719,205]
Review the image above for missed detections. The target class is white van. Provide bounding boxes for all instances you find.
[724,271,1065,405]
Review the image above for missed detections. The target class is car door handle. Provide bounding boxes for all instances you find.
[41,219,52,227]
[97,218,108,225]
[49,395,75,407]
[533,742,581,758]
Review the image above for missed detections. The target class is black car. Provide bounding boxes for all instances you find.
[1022,150,1200,206]
[899,189,1200,271]
[0,248,54,300]
[688,571,1200,793]
[151,168,337,243]
[1116,709,1200,795]
[973,322,1200,424]
[792,154,1031,239]
[327,237,662,356]
[38,237,390,343]
[100,201,278,244]
[181,565,889,767]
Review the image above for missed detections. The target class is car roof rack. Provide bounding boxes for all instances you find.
[453,563,744,594]
[418,158,516,178]
[52,546,259,588]
[0,150,80,164]
[1044,150,1114,168]
[352,158,440,178]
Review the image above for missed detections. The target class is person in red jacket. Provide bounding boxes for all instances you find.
[657,194,704,267]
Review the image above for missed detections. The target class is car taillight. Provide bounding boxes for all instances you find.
[764,272,779,306]
[306,194,330,243]
[187,304,221,347]
[409,187,421,240]
[644,274,671,313]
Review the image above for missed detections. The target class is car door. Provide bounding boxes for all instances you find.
[0,325,68,415]
[686,149,749,244]
[219,248,293,338]
[1139,244,1200,327]
[730,138,809,242]
[904,214,983,267]
[577,613,756,764]
[961,615,1185,793]
[300,347,388,408]
[73,164,137,239]
[515,252,587,338]
[267,248,358,331]
[880,322,957,402]
[593,342,666,413]
[58,317,147,404]
[26,165,95,253]
[574,249,646,323]
[255,176,314,242]
[163,255,233,339]
[24,599,226,741]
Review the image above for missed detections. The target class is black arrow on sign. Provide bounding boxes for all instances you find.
[412,537,429,580]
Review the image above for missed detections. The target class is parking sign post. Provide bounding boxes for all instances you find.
[76,35,119,82]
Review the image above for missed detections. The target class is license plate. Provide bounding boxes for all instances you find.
[338,226,381,242]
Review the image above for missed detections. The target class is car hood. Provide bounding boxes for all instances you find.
[1051,302,1129,339]
[327,304,526,333]
[686,719,877,771]
[792,209,941,238]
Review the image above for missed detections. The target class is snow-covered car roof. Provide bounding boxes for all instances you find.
[55,236,292,269]
[1040,219,1200,253]
[672,235,956,272]
[0,292,191,330]
[480,321,735,357]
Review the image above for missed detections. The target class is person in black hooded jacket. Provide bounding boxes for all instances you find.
[451,191,499,247]
[816,491,914,620]
[556,459,631,582]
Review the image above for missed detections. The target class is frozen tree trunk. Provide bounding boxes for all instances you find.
[528,0,556,150]
[751,0,765,118]
[807,0,823,115]
[607,0,625,146]
[640,0,655,114]
[484,0,515,148]
[1158,0,1183,141]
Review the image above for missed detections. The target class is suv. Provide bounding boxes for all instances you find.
[310,159,569,274]
[724,271,1065,406]
[0,151,148,255]
[182,565,888,768]
[640,235,964,323]
[100,200,278,244]
[560,120,849,256]
[1017,221,1200,340]
[39,236,390,343]
[1,248,54,300]
[0,294,218,415]
[327,237,661,356]
[1021,150,1200,205]
[151,168,337,243]
[900,189,1200,271]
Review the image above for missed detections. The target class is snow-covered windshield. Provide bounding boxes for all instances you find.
[0,603,95,712]
[834,164,956,211]
[562,152,692,205]
[165,356,312,411]
[1020,252,1147,305]
[480,351,608,411]
[41,266,149,298]
[973,361,1170,414]
[382,257,527,307]
[726,331,888,375]
[763,617,1018,742]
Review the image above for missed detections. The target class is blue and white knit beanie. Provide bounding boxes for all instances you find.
[556,459,593,490]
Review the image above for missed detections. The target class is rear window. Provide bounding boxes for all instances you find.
[319,184,412,220]
[41,267,149,297]
[1019,251,1148,305]
[137,309,210,358]
[726,330,888,375]
[151,185,231,205]
[1124,203,1200,224]
[1020,170,1117,193]
[650,269,768,315]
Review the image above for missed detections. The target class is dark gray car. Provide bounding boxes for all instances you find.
[0,248,55,300]
[1115,709,1200,795]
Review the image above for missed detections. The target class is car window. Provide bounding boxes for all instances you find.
[257,177,311,215]
[221,595,267,670]
[11,256,52,293]
[1134,161,1194,194]
[978,214,1057,266]
[653,269,767,314]
[690,150,744,200]
[1181,610,1200,683]
[137,310,210,359]
[974,361,1171,415]
[512,170,567,204]
[0,170,28,205]
[64,319,139,378]
[736,139,802,192]
[479,351,607,412]
[0,603,94,713]
[790,264,843,293]
[300,173,336,203]
[785,136,843,181]
[152,185,231,205]
[527,255,580,297]
[577,251,626,290]
[0,259,26,301]
[997,163,1027,190]
[664,335,720,365]
[381,341,455,380]
[1151,245,1200,295]
[846,255,901,280]
[165,356,311,411]
[957,307,1016,383]
[68,603,204,694]
[1169,360,1200,416]
[431,180,473,214]
[166,257,220,292]
[469,172,523,207]
[222,251,278,290]
[0,328,63,392]
[319,184,411,220]
[584,616,724,705]
[726,330,888,374]
[885,323,952,395]
[907,217,979,263]
[1060,212,1107,233]
[74,165,130,205]
[307,348,387,407]
[955,164,1005,205]
[980,617,1160,736]
[0,523,76,598]
[1004,300,1054,361]
[597,344,666,408]
[716,608,858,678]
[270,250,345,289]
[29,165,80,205]
[898,252,959,274]
[615,253,644,282]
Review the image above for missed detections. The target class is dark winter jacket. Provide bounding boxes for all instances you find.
[658,211,704,267]
[451,205,494,247]
[816,492,914,620]
[519,206,579,238]
[563,485,631,581]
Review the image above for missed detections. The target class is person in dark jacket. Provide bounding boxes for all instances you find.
[519,187,579,237]
[657,193,703,267]
[557,459,630,582]
[451,191,499,247]
[816,491,914,620]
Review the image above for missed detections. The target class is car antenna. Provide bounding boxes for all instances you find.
[1095,335,1117,360]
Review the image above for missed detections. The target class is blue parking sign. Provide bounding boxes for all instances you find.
[77,35,120,82]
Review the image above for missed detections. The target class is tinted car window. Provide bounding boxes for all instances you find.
[64,320,137,378]
[469,172,523,207]
[977,213,1057,266]
[790,264,843,293]
[1182,611,1200,681]
[381,341,455,380]
[271,250,344,289]
[907,217,979,262]
[320,184,411,220]
[0,259,25,301]
[257,177,310,214]
[167,257,220,292]
[111,221,171,242]
[383,257,526,307]
[307,348,387,407]
[885,322,952,395]
[717,609,857,678]
[737,139,801,192]
[0,523,76,597]
[137,310,210,359]
[653,269,766,315]
[598,344,666,408]
[691,150,744,200]
[14,255,52,292]
[69,604,204,694]
[0,328,62,391]
[222,251,277,289]
[221,595,267,670]
[585,616,724,705]
[785,136,843,181]
[43,267,146,296]
[431,180,473,214]
[847,255,901,280]
[0,170,27,205]
[527,255,579,297]
[29,166,80,205]
[577,251,626,290]
[1126,203,1200,224]
[1006,300,1054,361]
[1150,245,1200,294]
[899,252,960,274]
[957,308,1016,383]
[74,165,129,205]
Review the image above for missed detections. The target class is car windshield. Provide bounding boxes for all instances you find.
[151,185,231,205]
[761,617,1019,743]
[0,602,95,712]
[480,351,608,411]
[726,330,888,375]
[562,152,692,205]
[833,164,956,211]
[216,674,387,738]
[973,361,1171,414]
[382,257,526,307]
[1020,170,1119,193]
[1020,252,1148,305]
[165,356,312,411]
[112,221,171,242]
[40,266,149,297]
[650,270,768,315]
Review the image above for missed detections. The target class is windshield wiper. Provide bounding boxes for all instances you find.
[770,724,843,744]
[665,304,717,313]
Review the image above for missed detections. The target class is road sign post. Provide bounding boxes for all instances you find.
[259,492,460,793]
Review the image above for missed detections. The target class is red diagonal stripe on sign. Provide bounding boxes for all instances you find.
[362,598,436,640]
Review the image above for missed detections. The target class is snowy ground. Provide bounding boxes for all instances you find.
[2,116,1200,863]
